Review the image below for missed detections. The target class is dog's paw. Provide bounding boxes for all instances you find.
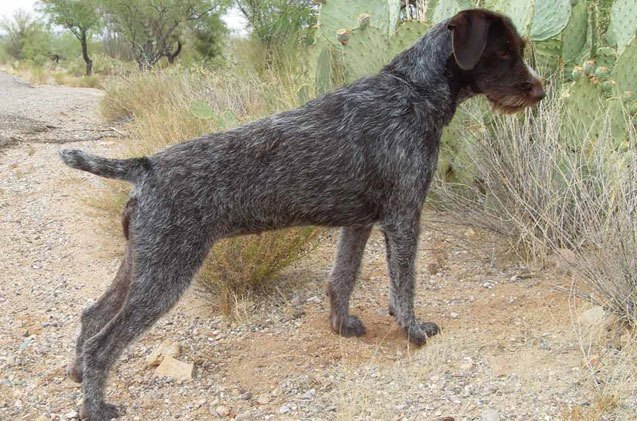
[404,320,440,346]
[332,314,367,337]
[80,401,123,420]
[67,359,83,383]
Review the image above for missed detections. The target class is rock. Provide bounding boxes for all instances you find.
[460,362,473,371]
[216,405,230,417]
[155,356,193,381]
[278,404,291,414]
[480,409,500,421]
[578,306,606,328]
[450,312,459,319]
[256,394,270,405]
[302,388,316,400]
[482,280,495,289]
[146,340,181,367]
[235,411,252,421]
[65,410,79,419]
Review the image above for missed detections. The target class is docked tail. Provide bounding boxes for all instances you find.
[59,149,151,183]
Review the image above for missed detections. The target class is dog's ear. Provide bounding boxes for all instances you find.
[447,10,491,70]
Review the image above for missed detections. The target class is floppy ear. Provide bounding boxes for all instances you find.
[447,10,491,70]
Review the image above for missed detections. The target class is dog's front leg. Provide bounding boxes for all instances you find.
[382,215,440,346]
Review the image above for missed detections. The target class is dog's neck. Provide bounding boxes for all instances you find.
[384,21,479,114]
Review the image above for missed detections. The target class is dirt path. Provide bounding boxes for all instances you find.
[0,72,634,420]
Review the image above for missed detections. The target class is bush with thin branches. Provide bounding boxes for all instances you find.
[436,83,637,323]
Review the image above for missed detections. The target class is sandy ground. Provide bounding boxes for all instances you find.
[0,71,635,420]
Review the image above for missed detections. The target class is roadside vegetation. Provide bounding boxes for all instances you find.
[2,3,635,413]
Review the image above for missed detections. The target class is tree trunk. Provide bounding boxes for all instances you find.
[165,40,182,64]
[80,30,93,76]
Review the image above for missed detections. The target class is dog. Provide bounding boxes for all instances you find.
[60,9,544,419]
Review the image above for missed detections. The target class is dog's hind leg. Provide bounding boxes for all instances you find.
[327,225,372,337]
[79,228,212,420]
[67,199,137,383]
[67,241,133,383]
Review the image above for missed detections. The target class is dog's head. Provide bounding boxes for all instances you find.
[447,9,545,113]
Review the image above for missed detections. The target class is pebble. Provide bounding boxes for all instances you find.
[155,356,193,381]
[234,410,252,421]
[481,409,500,421]
[256,394,270,405]
[216,405,230,417]
[301,388,315,400]
[145,340,181,367]
[65,410,79,419]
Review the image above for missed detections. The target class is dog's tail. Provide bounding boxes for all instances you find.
[59,149,151,183]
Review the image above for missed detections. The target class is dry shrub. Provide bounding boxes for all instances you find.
[198,227,319,315]
[97,65,318,316]
[436,82,637,323]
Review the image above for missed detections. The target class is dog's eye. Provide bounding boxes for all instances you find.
[498,50,510,59]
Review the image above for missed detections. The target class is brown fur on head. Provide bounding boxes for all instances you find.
[448,9,545,113]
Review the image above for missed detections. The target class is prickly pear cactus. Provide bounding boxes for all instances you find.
[534,37,562,71]
[314,46,344,95]
[389,20,429,56]
[502,0,534,37]
[529,0,571,41]
[190,100,214,120]
[563,77,629,147]
[335,20,430,82]
[561,0,589,64]
[608,0,637,54]
[317,0,399,44]
[430,0,461,24]
[612,37,637,96]
[339,26,390,81]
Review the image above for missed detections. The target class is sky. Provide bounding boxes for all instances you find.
[0,0,248,35]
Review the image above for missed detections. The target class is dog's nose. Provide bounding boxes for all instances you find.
[530,80,545,101]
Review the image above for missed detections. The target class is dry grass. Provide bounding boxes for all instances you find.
[97,64,318,316]
[1,61,105,88]
[435,82,637,324]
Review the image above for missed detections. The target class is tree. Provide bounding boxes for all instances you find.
[191,11,227,62]
[0,10,48,61]
[103,0,229,70]
[39,0,101,76]
[235,0,317,50]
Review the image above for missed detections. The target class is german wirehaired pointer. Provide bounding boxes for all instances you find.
[60,9,544,419]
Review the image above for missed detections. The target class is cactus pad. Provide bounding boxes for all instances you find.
[608,0,637,54]
[529,0,571,41]
[612,37,637,96]
[561,0,589,63]
[339,26,390,81]
[318,0,398,43]
[390,20,429,56]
